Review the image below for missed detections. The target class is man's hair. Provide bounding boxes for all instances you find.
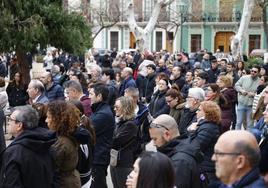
[252,65,261,72]
[65,80,83,93]
[125,87,139,98]
[234,141,260,167]
[102,69,115,80]
[227,62,235,68]
[197,71,208,82]
[30,79,45,93]
[90,82,109,101]
[14,105,39,129]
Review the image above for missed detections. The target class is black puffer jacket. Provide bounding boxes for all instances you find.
[0,127,57,188]
[149,90,170,118]
[189,119,220,174]
[158,137,203,188]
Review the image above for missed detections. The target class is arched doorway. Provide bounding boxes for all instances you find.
[214,32,235,53]
[129,32,136,49]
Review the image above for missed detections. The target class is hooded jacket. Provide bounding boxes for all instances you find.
[0,127,57,188]
[158,137,203,188]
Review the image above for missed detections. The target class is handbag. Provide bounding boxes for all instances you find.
[110,138,136,167]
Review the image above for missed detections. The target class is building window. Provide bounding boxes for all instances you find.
[156,31,162,52]
[191,35,201,52]
[110,31,119,50]
[249,35,261,54]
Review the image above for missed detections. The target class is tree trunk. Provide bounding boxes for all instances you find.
[126,0,175,52]
[17,51,31,85]
[263,6,268,49]
[231,0,254,61]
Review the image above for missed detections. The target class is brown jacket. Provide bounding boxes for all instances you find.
[52,136,81,188]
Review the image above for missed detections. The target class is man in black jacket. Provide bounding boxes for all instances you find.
[149,114,202,188]
[89,83,115,188]
[0,105,57,188]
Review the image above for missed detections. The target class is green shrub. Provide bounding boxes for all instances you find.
[245,57,264,69]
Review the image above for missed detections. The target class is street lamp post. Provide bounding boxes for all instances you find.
[179,2,187,52]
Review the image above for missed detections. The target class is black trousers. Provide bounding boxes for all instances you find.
[90,165,108,188]
[110,166,132,188]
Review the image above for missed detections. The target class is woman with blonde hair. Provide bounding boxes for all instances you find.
[188,101,221,187]
[110,96,138,188]
[46,101,81,188]
[216,75,237,131]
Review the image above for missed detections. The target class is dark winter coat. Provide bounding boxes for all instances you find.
[45,82,65,102]
[178,107,197,135]
[207,68,220,83]
[158,137,203,188]
[119,76,137,96]
[112,119,138,168]
[220,87,237,133]
[90,102,115,166]
[143,73,156,103]
[0,109,5,153]
[0,127,57,188]
[172,75,186,90]
[219,167,267,188]
[6,82,29,107]
[189,119,220,174]
[149,89,170,118]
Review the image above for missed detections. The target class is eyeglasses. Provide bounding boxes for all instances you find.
[7,116,19,123]
[251,70,258,73]
[213,151,241,159]
[150,123,169,131]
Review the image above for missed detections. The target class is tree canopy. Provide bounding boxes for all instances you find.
[0,0,92,55]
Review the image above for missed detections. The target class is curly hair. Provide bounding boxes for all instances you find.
[200,101,221,125]
[47,101,80,136]
[116,96,135,121]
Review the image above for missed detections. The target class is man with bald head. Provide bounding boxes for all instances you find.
[149,114,202,188]
[119,67,136,96]
[212,130,267,187]
[39,71,64,102]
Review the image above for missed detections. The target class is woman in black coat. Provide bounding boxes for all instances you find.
[6,72,29,108]
[188,101,221,187]
[110,96,138,188]
[149,78,170,118]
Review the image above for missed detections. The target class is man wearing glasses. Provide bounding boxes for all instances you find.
[0,105,57,187]
[235,65,260,129]
[212,130,267,187]
[149,114,202,188]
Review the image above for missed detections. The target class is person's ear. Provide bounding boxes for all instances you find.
[16,122,23,132]
[236,155,246,170]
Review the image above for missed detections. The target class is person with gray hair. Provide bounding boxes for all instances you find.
[178,87,205,135]
[27,79,49,104]
[212,130,267,187]
[119,67,137,96]
[0,105,57,187]
[149,114,202,188]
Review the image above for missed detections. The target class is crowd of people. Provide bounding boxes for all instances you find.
[0,48,267,188]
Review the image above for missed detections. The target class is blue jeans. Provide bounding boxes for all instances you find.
[236,103,253,130]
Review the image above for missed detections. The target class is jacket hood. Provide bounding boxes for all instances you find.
[10,127,57,153]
